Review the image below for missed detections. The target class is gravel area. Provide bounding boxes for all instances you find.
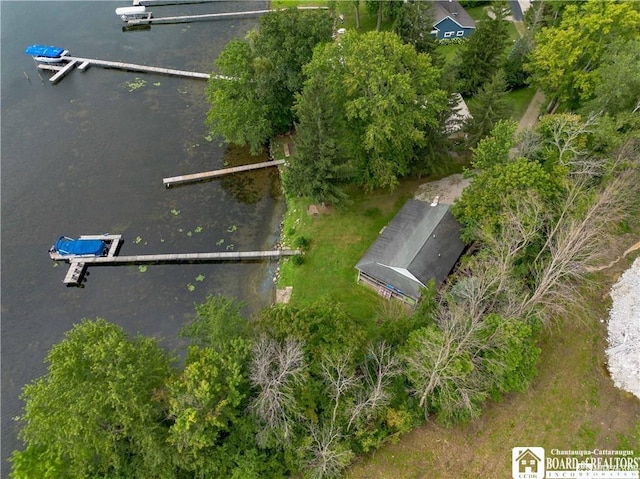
[414,174,471,205]
[606,257,640,399]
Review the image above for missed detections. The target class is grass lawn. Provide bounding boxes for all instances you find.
[276,178,437,321]
[506,86,537,121]
[346,255,640,478]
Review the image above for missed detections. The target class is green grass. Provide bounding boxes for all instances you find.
[277,178,451,321]
[465,5,488,21]
[506,86,536,121]
[271,0,328,8]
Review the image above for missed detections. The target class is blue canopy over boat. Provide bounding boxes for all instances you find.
[25,44,66,58]
[54,236,106,257]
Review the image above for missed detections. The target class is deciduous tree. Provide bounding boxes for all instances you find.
[167,340,251,474]
[10,320,174,479]
[296,31,448,192]
[526,1,640,108]
[206,9,333,153]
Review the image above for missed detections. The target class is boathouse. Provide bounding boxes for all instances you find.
[355,200,465,305]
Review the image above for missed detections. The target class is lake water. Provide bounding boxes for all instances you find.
[0,1,280,473]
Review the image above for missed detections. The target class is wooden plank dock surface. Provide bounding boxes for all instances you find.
[57,56,213,81]
[126,9,271,25]
[72,249,299,264]
[49,59,77,83]
[164,159,286,187]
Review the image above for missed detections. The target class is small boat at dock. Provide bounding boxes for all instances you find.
[25,44,69,63]
[49,235,111,260]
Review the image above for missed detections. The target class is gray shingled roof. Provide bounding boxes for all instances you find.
[355,200,465,300]
[432,0,477,29]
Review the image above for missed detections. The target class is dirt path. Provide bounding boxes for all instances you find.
[517,90,546,133]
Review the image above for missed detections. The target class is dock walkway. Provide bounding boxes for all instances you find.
[58,242,299,286]
[124,6,328,25]
[126,9,271,25]
[40,55,222,84]
[164,160,286,187]
[71,249,299,265]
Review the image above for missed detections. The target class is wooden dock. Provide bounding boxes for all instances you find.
[60,234,123,285]
[134,0,226,5]
[126,9,271,25]
[57,238,299,286]
[124,6,328,25]
[73,249,298,265]
[163,159,286,187]
[40,55,220,84]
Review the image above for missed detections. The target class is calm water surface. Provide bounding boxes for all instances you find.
[1,1,279,473]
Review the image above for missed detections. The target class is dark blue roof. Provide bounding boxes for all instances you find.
[25,44,66,58]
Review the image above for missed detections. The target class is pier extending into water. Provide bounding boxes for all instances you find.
[122,5,327,25]
[58,246,299,286]
[37,55,222,84]
[164,160,286,187]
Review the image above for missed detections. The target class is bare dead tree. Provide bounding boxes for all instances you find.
[302,422,354,479]
[347,342,400,431]
[320,350,358,428]
[543,113,603,177]
[249,336,306,445]
[517,163,639,322]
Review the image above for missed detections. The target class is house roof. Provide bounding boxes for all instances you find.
[432,0,477,29]
[355,200,465,300]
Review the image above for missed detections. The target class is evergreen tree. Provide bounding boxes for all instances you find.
[453,6,510,96]
[284,78,354,206]
[465,70,511,146]
[504,35,533,89]
[393,1,439,59]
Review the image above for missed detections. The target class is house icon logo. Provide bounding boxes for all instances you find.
[512,447,545,479]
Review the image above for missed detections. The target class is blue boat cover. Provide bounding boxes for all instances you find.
[55,237,106,256]
[25,44,66,58]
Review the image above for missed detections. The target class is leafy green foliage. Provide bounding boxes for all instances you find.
[180,294,250,349]
[365,0,402,30]
[206,9,333,153]
[258,299,367,358]
[10,319,174,478]
[582,39,640,116]
[296,31,448,192]
[167,339,251,473]
[206,39,273,154]
[454,120,563,241]
[526,1,640,108]
[478,314,541,400]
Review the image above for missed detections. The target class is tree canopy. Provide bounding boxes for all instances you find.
[526,1,640,108]
[10,319,174,479]
[452,5,510,96]
[206,9,333,154]
[292,30,448,194]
